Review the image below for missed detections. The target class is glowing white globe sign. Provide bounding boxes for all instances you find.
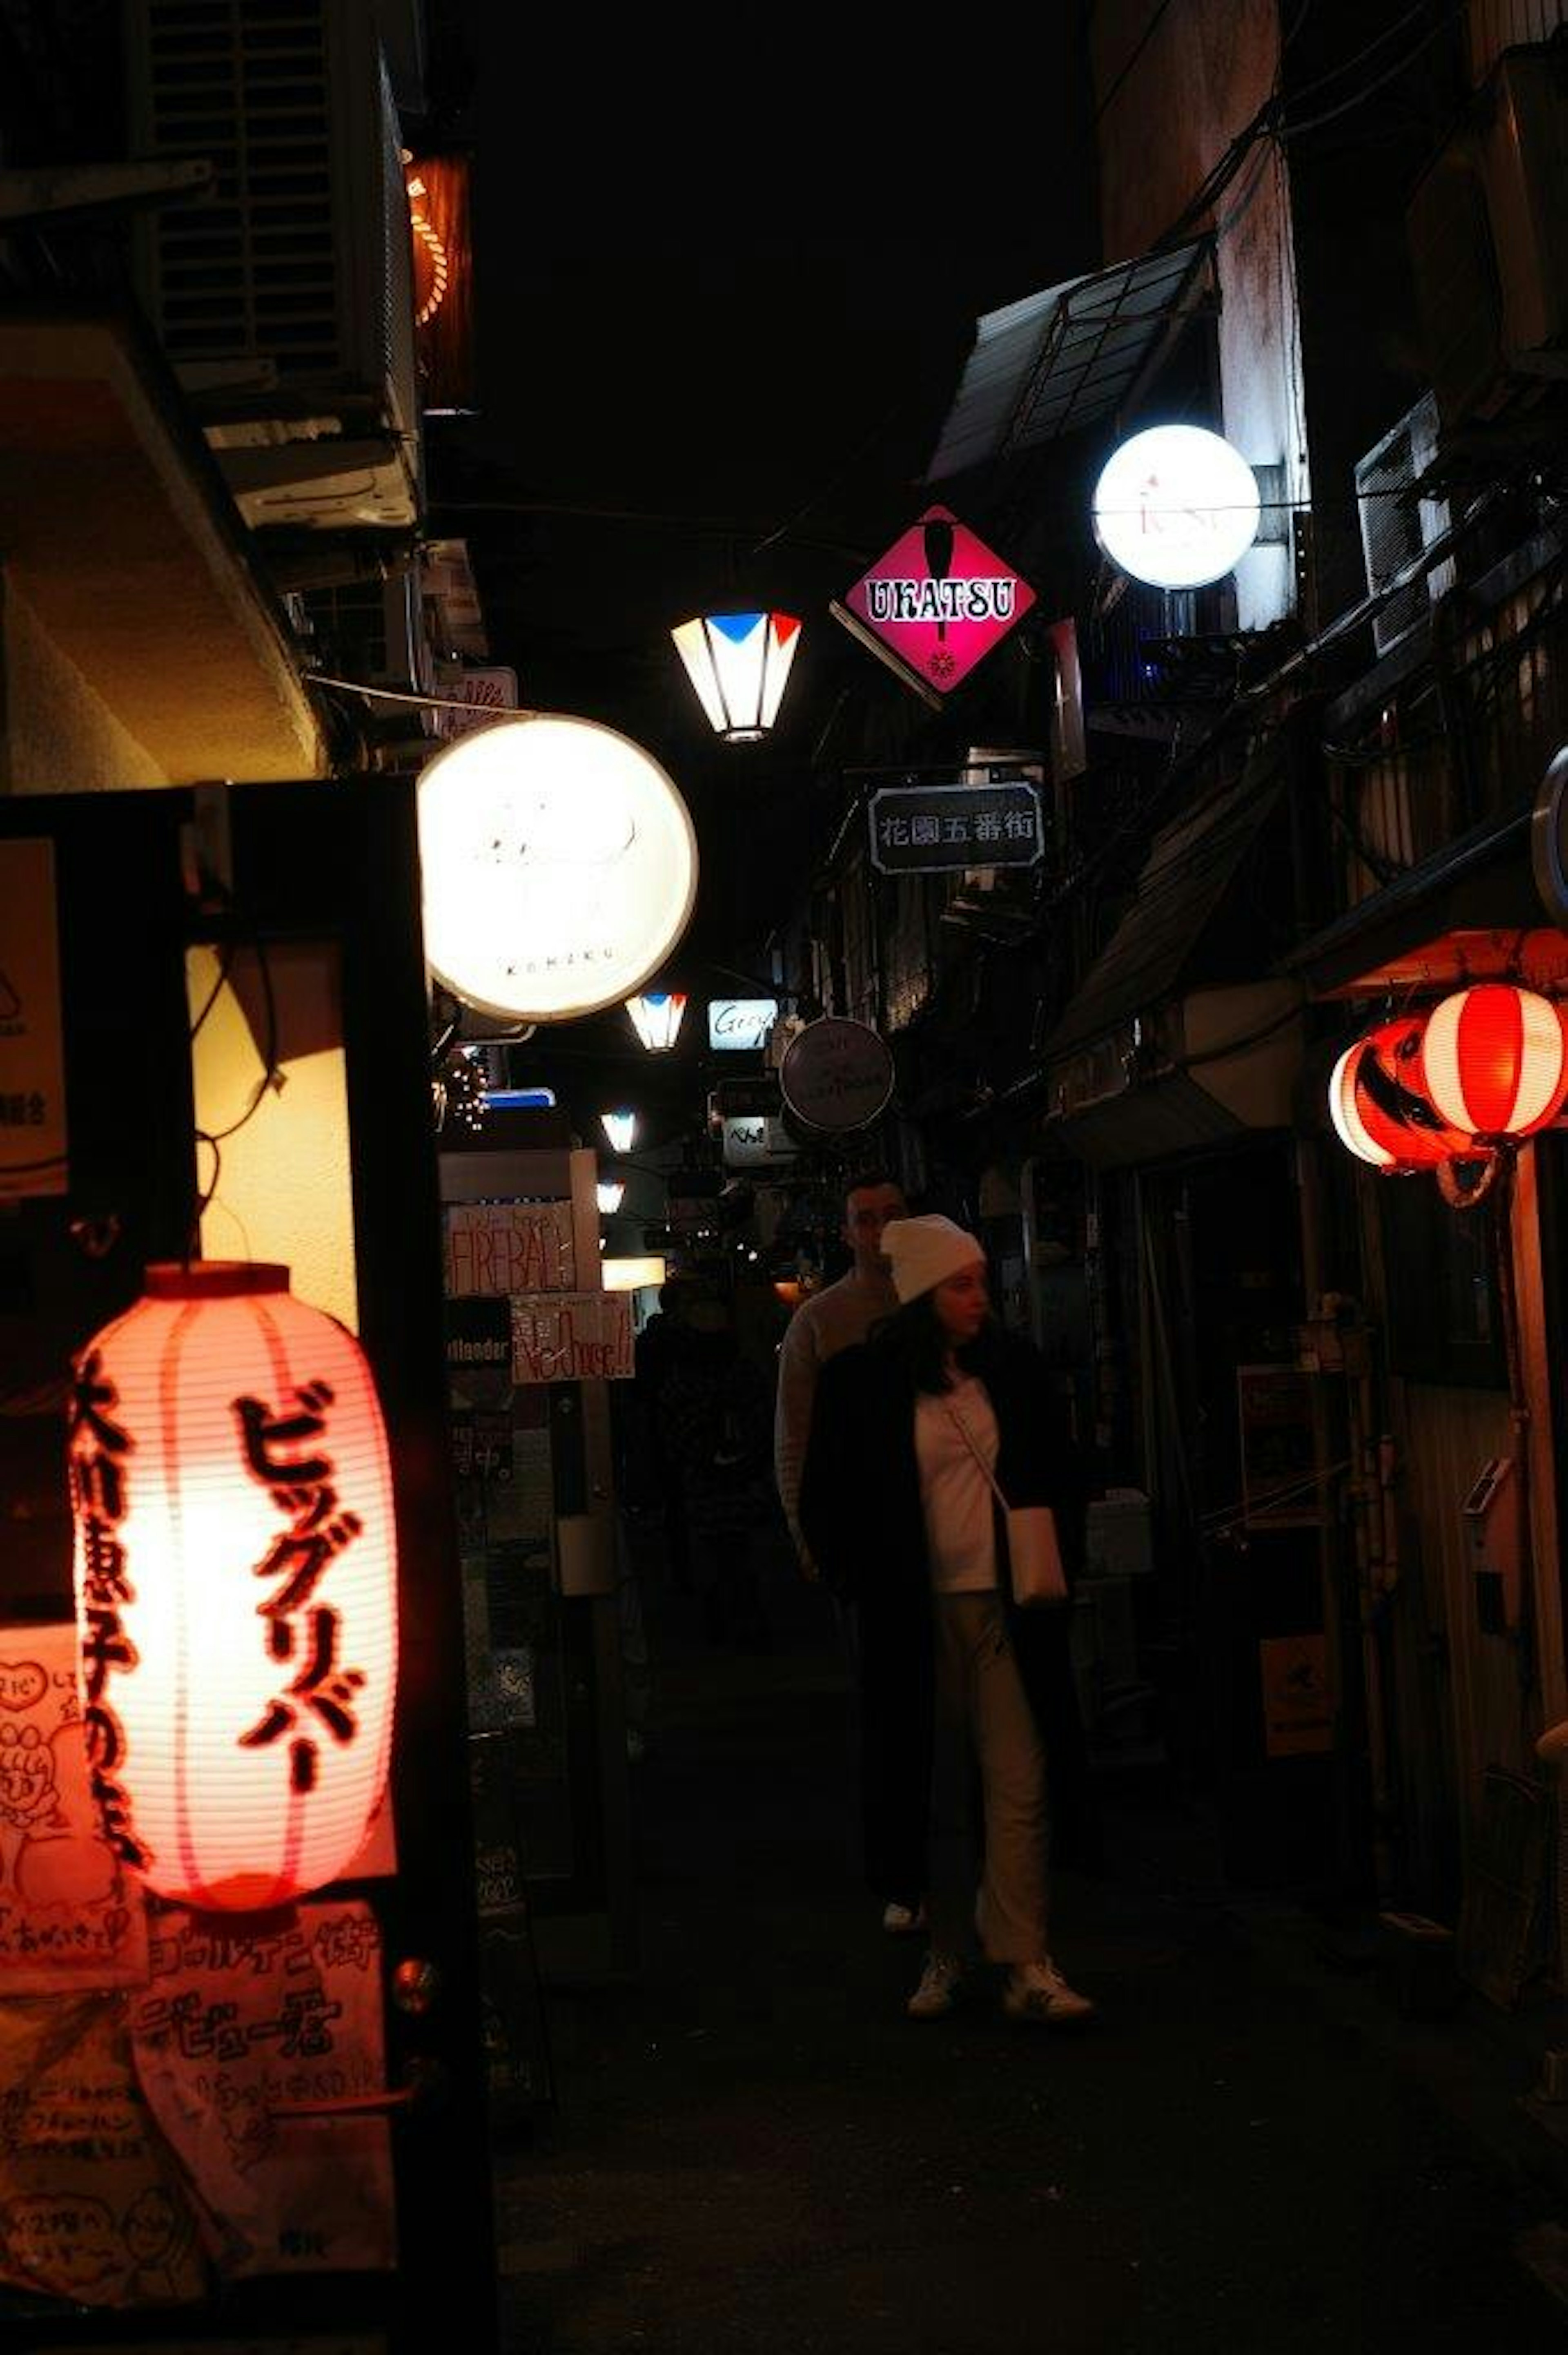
[1092,425,1262,590]
[418,716,699,1023]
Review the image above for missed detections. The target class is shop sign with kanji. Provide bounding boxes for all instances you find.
[869,778,1045,876]
[833,506,1036,703]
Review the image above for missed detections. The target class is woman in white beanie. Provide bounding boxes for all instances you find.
[798,1213,1096,2027]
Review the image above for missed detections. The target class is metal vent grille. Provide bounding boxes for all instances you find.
[1354,392,1452,658]
[131,0,343,386]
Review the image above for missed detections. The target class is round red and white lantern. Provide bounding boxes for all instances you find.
[1328,1014,1475,1171]
[1421,982,1568,1142]
[68,1263,397,1913]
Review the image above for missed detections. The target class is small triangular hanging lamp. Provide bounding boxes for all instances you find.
[671,611,801,741]
[625,992,687,1052]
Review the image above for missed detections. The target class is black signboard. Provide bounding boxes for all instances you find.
[712,1075,783,1120]
[869,777,1044,875]
[445,1293,513,1373]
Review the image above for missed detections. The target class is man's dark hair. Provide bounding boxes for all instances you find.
[843,1166,902,1209]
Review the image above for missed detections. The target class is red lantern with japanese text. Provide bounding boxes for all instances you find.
[1420,982,1568,1142]
[1328,1014,1477,1172]
[68,1263,397,1912]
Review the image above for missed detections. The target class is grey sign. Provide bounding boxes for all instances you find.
[869,778,1044,875]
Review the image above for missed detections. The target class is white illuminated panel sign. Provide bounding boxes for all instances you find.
[417,716,698,1022]
[1092,425,1262,589]
[708,998,779,1052]
[721,1115,796,1168]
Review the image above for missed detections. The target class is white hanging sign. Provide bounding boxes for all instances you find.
[707,997,779,1052]
[1092,424,1262,589]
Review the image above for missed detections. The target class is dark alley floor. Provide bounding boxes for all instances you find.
[491,1530,1568,2354]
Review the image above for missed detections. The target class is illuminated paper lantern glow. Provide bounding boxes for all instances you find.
[1328,1016,1474,1172]
[1421,983,1568,1141]
[671,611,801,740]
[69,1263,397,1912]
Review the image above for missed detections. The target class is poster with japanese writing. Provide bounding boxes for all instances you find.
[127,1901,395,2278]
[0,836,69,1200]
[1259,1633,1333,1758]
[0,1991,207,2307]
[1237,1364,1322,1528]
[510,1291,634,1383]
[0,1623,149,1994]
[443,1199,575,1296]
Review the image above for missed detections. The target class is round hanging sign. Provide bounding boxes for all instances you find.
[417,715,699,1023]
[779,1017,894,1133]
[1530,743,1568,927]
[1092,424,1262,590]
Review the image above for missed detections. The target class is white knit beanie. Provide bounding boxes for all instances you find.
[882,1215,985,1305]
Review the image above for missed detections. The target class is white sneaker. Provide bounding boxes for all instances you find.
[882,1898,928,1937]
[906,1950,964,2020]
[1002,1958,1097,2027]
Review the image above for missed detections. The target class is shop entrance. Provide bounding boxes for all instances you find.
[0,784,495,2351]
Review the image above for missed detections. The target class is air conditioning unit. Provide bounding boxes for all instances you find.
[1354,392,1455,657]
[1407,44,1568,432]
[125,0,421,531]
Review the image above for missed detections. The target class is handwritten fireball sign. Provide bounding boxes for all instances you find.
[833,505,1036,702]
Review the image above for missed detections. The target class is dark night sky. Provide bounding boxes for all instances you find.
[420,16,1099,1108]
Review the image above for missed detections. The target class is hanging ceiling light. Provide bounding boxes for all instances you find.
[671,611,801,742]
[596,1179,626,1215]
[625,992,687,1052]
[600,1108,637,1154]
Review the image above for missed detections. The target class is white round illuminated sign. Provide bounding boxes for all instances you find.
[1092,424,1262,590]
[417,716,699,1023]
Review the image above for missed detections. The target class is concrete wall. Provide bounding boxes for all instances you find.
[1090,0,1307,630]
[1,579,169,792]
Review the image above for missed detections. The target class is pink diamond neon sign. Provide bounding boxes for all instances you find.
[833,505,1035,703]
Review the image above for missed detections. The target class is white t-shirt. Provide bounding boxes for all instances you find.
[914,1374,999,1592]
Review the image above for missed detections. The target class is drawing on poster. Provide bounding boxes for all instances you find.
[0,1623,149,1993]
[127,1900,396,2278]
[0,1991,207,2306]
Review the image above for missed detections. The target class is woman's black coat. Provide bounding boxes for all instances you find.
[798,1324,1096,1902]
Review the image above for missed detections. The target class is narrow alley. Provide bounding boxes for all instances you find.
[493,1532,1568,2354]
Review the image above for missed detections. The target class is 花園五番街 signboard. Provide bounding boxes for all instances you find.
[833,506,1035,706]
[511,1291,634,1383]
[869,778,1045,876]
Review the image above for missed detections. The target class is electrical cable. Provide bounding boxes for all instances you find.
[1282,4,1466,138]
[1093,0,1176,123]
[1282,1,1431,109]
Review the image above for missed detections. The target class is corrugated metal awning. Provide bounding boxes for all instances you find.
[1040,744,1287,1067]
[925,236,1214,483]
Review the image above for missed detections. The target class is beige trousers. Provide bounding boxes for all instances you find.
[928,1591,1049,1965]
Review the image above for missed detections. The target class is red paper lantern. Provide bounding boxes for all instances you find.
[1328,1015,1475,1171]
[1421,982,1568,1141]
[69,1263,398,1912]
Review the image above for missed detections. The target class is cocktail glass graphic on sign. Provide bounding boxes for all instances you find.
[833,506,1036,705]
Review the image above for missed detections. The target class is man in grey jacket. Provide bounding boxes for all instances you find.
[774,1170,906,1568]
[774,1169,927,1935]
